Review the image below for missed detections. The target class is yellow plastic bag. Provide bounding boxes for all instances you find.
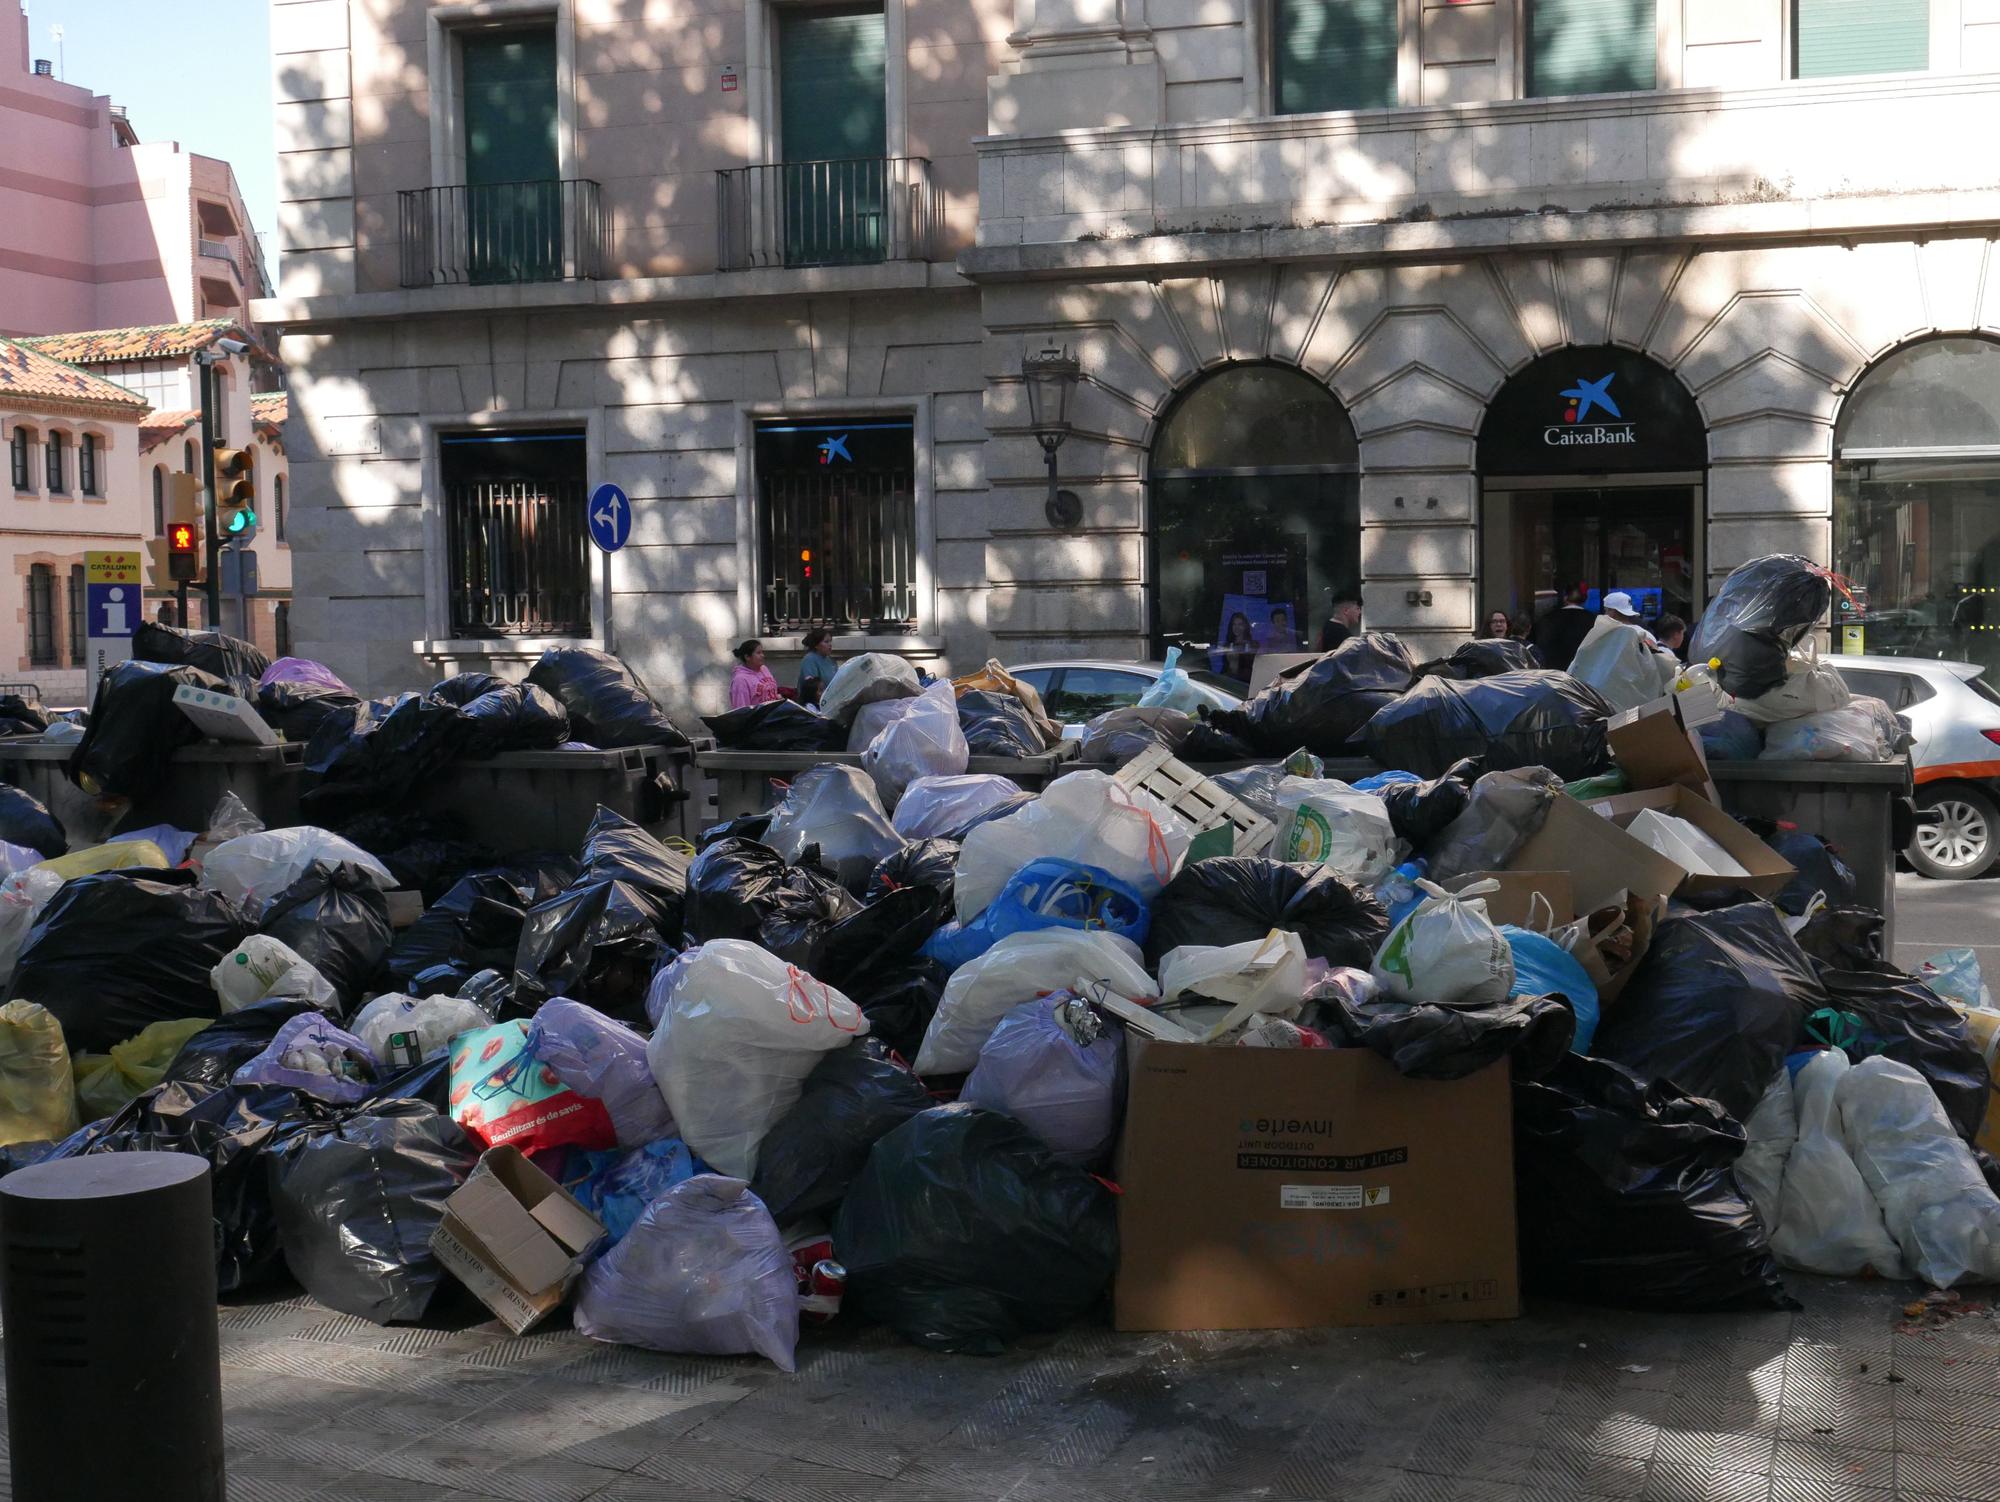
[72,1015,212,1123]
[35,839,169,881]
[950,659,1061,749]
[0,999,79,1145]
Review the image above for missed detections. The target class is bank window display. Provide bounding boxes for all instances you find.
[756,419,916,634]
[1149,363,1360,676]
[1833,336,2000,680]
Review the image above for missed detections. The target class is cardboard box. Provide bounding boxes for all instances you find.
[1608,696,1718,803]
[1446,871,1574,929]
[1590,785,1795,900]
[1508,791,1686,915]
[1113,1039,1519,1332]
[429,1146,605,1333]
[1572,890,1665,1005]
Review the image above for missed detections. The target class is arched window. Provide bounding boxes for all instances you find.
[274,474,286,542]
[1834,335,2000,680]
[9,428,28,492]
[25,565,54,666]
[78,433,99,496]
[44,431,66,494]
[183,440,195,474]
[153,465,166,535]
[1149,363,1360,670]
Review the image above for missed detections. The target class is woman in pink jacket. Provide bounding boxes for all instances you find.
[729,639,783,709]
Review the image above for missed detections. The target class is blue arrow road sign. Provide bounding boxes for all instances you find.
[588,482,631,552]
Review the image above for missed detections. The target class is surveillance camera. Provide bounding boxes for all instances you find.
[215,337,250,355]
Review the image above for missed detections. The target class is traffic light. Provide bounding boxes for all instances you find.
[213,445,256,539]
[167,519,199,582]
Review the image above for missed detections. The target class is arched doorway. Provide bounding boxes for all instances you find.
[1478,345,1707,646]
[1833,335,2000,681]
[1148,362,1360,676]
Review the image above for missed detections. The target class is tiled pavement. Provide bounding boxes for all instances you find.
[47,1272,1999,1501]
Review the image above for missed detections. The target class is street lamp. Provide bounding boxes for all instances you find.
[194,337,252,627]
[1022,344,1082,528]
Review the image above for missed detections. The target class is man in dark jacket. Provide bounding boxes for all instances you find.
[1530,586,1597,671]
[1317,593,1363,651]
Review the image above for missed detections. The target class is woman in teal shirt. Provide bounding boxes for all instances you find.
[798,627,837,707]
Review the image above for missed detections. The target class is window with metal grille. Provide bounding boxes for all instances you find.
[275,474,286,541]
[440,429,590,637]
[45,432,65,494]
[9,430,26,491]
[153,466,165,534]
[79,434,98,496]
[26,565,54,666]
[755,419,916,633]
[183,440,195,474]
[1275,0,1397,114]
[67,565,84,666]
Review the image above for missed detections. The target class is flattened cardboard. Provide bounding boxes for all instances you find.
[1113,1039,1518,1332]
[1508,792,1685,915]
[1446,871,1575,929]
[1608,696,1718,802]
[1591,785,1795,899]
[430,1145,605,1334]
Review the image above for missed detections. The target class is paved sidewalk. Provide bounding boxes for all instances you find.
[130,1274,2000,1501]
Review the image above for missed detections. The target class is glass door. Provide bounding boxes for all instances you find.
[1482,484,1701,629]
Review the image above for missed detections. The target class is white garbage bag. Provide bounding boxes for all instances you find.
[960,996,1123,1165]
[954,770,1192,923]
[645,939,866,1179]
[574,1174,799,1370]
[818,652,921,727]
[892,774,1025,841]
[350,991,492,1067]
[861,680,968,806]
[1771,1051,1906,1277]
[1760,699,1895,763]
[1369,878,1514,1007]
[531,996,676,1148]
[1569,616,1680,713]
[846,696,920,754]
[1736,1067,1797,1236]
[914,928,1157,1075]
[1838,1054,2000,1287]
[211,934,340,1014]
[0,866,64,992]
[1272,778,1397,883]
[1730,647,1852,724]
[201,826,394,915]
[1158,929,1311,1040]
[762,764,904,890]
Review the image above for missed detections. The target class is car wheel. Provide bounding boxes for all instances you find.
[1909,786,2000,880]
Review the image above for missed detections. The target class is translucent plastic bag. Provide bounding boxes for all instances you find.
[916,928,1157,1075]
[210,934,339,1013]
[891,774,1026,841]
[1568,616,1680,713]
[862,680,969,805]
[1137,645,1237,715]
[233,1013,377,1103]
[565,1138,698,1242]
[1686,553,1833,700]
[0,999,77,1145]
[846,695,919,755]
[1158,929,1311,1039]
[531,996,676,1149]
[1078,706,1194,768]
[645,939,867,1178]
[0,866,65,992]
[74,1016,214,1122]
[1423,768,1564,882]
[960,997,1123,1164]
[1922,948,1992,1010]
[924,858,1149,970]
[818,652,921,727]
[1273,778,1397,883]
[954,770,1191,923]
[1729,645,1851,725]
[350,992,491,1069]
[1760,700,1894,763]
[36,838,168,880]
[1769,1050,1905,1277]
[762,763,905,891]
[1737,1067,1797,1234]
[574,1174,800,1370]
[1371,878,1515,1008]
[202,826,394,915]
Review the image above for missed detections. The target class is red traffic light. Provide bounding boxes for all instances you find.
[168,523,197,553]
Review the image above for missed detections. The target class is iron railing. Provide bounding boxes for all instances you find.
[760,463,917,632]
[718,157,937,271]
[399,179,607,288]
[445,478,591,636]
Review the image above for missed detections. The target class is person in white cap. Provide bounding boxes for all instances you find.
[1601,590,1646,628]
[1569,590,1680,710]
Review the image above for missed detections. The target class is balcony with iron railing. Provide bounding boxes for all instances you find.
[717,157,938,272]
[398,179,607,289]
[199,238,240,281]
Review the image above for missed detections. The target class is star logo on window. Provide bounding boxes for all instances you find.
[817,435,852,465]
[1560,373,1621,424]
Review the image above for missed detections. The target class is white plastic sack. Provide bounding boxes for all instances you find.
[201,826,394,914]
[0,866,60,991]
[1838,1054,2000,1288]
[1731,647,1851,724]
[1158,929,1311,1041]
[1137,645,1237,716]
[892,774,1025,841]
[1370,878,1515,1008]
[1569,615,1680,713]
[862,680,968,806]
[1760,699,1895,763]
[645,939,866,1179]
[818,652,921,727]
[211,934,339,1014]
[846,695,919,754]
[1273,778,1397,883]
[954,770,1192,923]
[350,991,491,1067]
[573,1173,799,1370]
[915,928,1157,1075]
[1772,1051,1906,1277]
[1737,1067,1797,1235]
[762,763,905,890]
[960,997,1123,1164]
[532,996,676,1148]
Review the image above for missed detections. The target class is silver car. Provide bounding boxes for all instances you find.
[1829,654,2000,880]
[1006,659,1246,731]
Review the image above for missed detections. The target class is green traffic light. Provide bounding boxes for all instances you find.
[227,509,257,534]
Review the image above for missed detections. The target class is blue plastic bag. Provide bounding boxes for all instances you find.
[923,857,1149,970]
[1698,710,1764,762]
[566,1138,700,1243]
[1499,925,1600,1053]
[1137,645,1237,715]
[1352,770,1421,793]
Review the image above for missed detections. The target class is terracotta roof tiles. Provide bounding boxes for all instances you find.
[18,318,269,366]
[0,339,151,415]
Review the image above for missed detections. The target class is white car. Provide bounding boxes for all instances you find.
[1006,659,1246,732]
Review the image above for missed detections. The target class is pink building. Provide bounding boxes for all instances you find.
[0,4,271,339]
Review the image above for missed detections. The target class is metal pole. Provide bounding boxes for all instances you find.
[199,360,220,625]
[601,551,614,652]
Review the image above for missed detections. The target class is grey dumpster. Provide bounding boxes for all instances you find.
[0,736,305,844]
[423,744,698,851]
[697,742,1082,824]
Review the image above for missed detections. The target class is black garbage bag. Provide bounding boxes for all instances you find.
[161,998,319,1088]
[257,679,362,743]
[958,690,1043,757]
[67,659,221,801]
[701,700,845,752]
[1810,966,1987,1142]
[868,838,959,907]
[526,647,688,749]
[1361,670,1613,781]
[510,879,670,1023]
[380,836,506,905]
[1179,719,1257,763]
[384,873,529,994]
[1745,824,1859,916]
[1793,903,1888,972]
[846,958,948,1060]
[1699,710,1765,763]
[1513,1054,1796,1311]
[362,1053,454,1112]
[1209,633,1421,756]
[750,1039,932,1225]
[133,620,270,694]
[757,860,864,973]
[1446,638,1544,678]
[1687,554,1832,700]
[259,862,394,1008]
[698,813,772,850]
[682,838,861,963]
[434,679,570,756]
[1144,858,1389,970]
[0,783,64,858]
[1593,902,1826,1121]
[576,807,689,933]
[302,693,473,821]
[1379,757,1479,848]
[15,876,253,1054]
[834,1104,1119,1353]
[1317,988,1573,1080]
[268,1100,478,1324]
[0,694,47,737]
[816,886,948,992]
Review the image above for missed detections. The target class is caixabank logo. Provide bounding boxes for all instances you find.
[1545,372,1637,448]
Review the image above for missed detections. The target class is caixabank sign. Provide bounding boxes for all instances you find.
[1479,344,1708,476]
